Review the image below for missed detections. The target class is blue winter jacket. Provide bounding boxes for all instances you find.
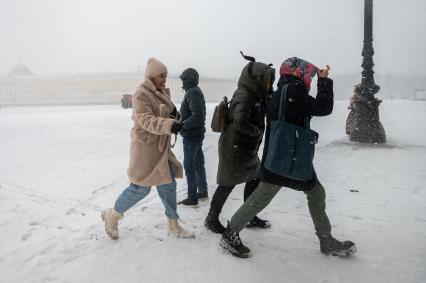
[179,68,206,137]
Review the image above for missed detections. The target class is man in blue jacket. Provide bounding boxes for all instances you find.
[177,68,208,206]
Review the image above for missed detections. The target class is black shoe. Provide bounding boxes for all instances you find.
[246,216,271,229]
[177,198,198,206]
[317,233,357,256]
[220,222,251,258]
[197,190,209,200]
[204,213,225,234]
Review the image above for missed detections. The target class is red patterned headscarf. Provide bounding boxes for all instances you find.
[280,57,318,92]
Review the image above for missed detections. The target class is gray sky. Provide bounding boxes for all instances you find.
[0,0,425,78]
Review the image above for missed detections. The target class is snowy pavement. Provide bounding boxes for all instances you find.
[0,101,425,283]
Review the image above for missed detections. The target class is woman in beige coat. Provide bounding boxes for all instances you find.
[102,58,193,240]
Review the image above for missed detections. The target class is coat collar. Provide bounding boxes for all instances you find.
[141,78,173,108]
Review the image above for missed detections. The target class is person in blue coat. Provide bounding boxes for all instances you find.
[177,68,208,206]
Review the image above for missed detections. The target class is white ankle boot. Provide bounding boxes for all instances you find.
[101,208,123,240]
[166,218,195,238]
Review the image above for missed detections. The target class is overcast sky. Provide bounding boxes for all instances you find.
[0,0,425,78]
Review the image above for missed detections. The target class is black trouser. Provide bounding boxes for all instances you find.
[207,178,260,218]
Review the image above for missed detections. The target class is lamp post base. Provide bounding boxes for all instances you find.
[347,97,386,144]
[349,122,386,144]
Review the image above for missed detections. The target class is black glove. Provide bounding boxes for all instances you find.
[170,121,183,135]
[169,107,177,118]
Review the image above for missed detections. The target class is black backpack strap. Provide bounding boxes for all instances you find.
[277,84,289,121]
[304,116,312,129]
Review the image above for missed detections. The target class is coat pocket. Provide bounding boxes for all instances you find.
[144,133,152,144]
[234,148,257,162]
[233,131,261,155]
[133,128,153,144]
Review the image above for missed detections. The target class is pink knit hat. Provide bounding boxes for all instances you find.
[144,57,168,79]
[280,57,318,92]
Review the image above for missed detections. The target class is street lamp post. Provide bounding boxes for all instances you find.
[346,0,386,143]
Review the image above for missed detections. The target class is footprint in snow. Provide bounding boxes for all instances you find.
[21,232,32,241]
[347,215,363,221]
[89,234,99,240]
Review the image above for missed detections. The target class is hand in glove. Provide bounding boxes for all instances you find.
[170,121,184,135]
[169,107,178,118]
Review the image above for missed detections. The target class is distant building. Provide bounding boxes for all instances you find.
[0,71,147,105]
[8,64,34,77]
[0,69,236,106]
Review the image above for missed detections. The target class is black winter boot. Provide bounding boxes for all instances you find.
[220,222,251,258]
[177,198,198,206]
[317,233,357,256]
[204,185,232,233]
[197,190,209,200]
[246,216,271,229]
[204,213,225,234]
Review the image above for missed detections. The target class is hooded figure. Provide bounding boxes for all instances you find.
[261,57,327,190]
[217,61,275,185]
[205,54,276,234]
[176,67,208,206]
[178,68,206,137]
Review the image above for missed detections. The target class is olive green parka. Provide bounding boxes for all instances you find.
[216,61,275,185]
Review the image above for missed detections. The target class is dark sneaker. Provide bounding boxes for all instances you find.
[197,190,209,200]
[220,222,251,258]
[246,216,271,229]
[177,198,198,207]
[204,213,225,234]
[317,233,357,256]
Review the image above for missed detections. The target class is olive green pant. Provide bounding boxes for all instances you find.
[230,181,331,236]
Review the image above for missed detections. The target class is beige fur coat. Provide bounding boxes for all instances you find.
[127,78,183,186]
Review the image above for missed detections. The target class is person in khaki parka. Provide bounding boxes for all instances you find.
[204,53,276,234]
[101,58,193,240]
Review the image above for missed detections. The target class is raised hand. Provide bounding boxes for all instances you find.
[318,65,331,78]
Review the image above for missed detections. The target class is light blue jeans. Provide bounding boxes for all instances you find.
[114,162,179,219]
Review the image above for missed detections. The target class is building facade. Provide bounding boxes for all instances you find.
[0,70,236,106]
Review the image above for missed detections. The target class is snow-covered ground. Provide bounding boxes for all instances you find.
[0,100,425,283]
